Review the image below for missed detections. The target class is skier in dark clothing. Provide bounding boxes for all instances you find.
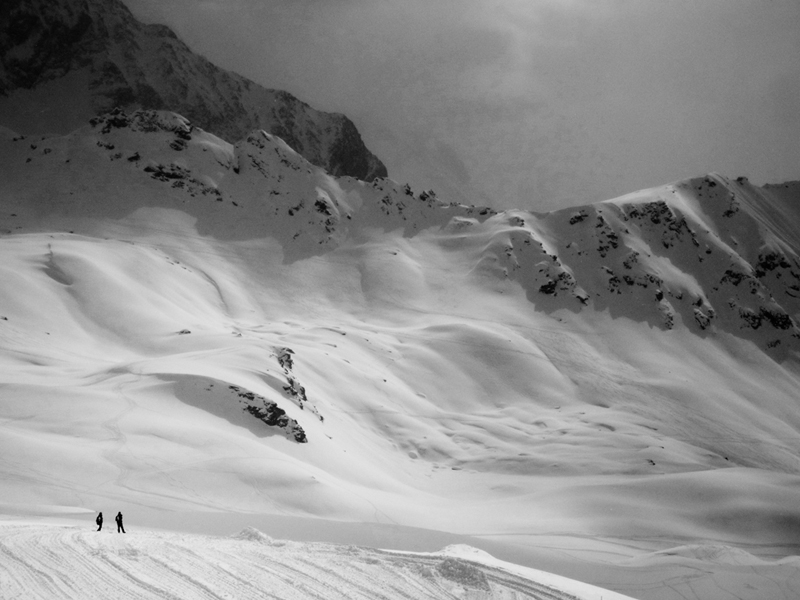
[96,512,103,531]
[115,511,125,533]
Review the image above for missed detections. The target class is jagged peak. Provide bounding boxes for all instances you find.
[0,0,387,182]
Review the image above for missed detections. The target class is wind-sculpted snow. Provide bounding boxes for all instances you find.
[0,524,635,600]
[2,112,800,600]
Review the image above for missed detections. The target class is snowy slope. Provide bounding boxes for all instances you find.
[480,175,800,360]
[0,523,641,600]
[1,111,800,600]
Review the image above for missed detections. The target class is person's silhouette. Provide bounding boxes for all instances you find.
[115,511,125,533]
[96,512,103,531]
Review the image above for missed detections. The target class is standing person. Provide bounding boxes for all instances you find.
[115,511,125,533]
[96,512,103,531]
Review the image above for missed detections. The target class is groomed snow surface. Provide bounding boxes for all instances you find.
[1,520,639,600]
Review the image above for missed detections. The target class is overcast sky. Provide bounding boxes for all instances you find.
[124,0,800,211]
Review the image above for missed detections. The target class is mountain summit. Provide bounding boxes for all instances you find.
[0,0,387,181]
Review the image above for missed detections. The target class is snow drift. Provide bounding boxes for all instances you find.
[1,110,799,599]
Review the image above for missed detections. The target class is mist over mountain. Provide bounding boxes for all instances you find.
[0,0,387,181]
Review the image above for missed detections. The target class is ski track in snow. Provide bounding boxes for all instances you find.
[0,524,620,600]
[102,381,136,493]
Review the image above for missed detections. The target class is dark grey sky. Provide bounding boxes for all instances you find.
[124,0,800,211]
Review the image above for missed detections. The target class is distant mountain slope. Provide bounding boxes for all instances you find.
[2,111,800,600]
[3,109,798,359]
[481,174,800,360]
[0,0,387,181]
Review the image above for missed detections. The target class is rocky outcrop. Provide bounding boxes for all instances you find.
[481,174,800,358]
[275,347,323,423]
[0,0,387,181]
[229,384,307,443]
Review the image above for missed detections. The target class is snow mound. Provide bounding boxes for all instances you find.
[440,543,496,561]
[232,526,276,544]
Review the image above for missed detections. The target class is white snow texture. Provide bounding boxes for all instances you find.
[1,110,800,600]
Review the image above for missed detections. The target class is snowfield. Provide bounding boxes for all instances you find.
[1,111,800,599]
[0,522,636,600]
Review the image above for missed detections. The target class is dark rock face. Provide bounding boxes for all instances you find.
[0,0,387,181]
[229,385,307,443]
[274,347,324,423]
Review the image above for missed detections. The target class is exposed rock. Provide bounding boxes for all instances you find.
[229,384,307,443]
[0,0,387,181]
[471,176,800,354]
[274,346,323,422]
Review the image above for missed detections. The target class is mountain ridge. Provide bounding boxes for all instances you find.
[2,108,800,600]
[4,108,797,359]
[0,0,387,181]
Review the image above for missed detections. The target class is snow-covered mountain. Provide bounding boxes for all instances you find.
[1,110,799,600]
[5,109,800,358]
[0,0,387,181]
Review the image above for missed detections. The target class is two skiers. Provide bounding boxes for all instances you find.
[95,511,125,533]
